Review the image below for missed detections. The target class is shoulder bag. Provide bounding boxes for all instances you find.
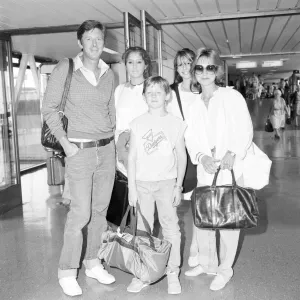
[191,167,259,229]
[264,117,274,132]
[99,203,171,284]
[172,83,197,193]
[41,58,74,152]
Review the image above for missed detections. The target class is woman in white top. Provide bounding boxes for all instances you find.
[115,46,152,175]
[168,48,199,268]
[169,48,198,121]
[184,48,253,291]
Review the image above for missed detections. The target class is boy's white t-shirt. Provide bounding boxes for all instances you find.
[129,112,186,182]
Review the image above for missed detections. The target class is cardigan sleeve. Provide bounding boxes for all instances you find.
[114,84,127,142]
[41,58,70,141]
[184,102,211,164]
[224,89,253,159]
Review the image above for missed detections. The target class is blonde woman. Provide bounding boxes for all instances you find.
[184,48,253,291]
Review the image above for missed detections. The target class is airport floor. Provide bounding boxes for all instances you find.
[1,98,300,300]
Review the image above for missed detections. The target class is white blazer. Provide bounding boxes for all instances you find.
[185,87,254,186]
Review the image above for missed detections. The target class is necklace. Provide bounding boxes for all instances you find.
[129,80,145,87]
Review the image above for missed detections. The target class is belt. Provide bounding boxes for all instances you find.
[72,136,114,149]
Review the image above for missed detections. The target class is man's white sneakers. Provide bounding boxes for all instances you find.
[59,277,82,297]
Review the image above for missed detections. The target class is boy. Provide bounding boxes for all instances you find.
[127,76,187,294]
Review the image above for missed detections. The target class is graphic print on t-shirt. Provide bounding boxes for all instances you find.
[142,129,167,155]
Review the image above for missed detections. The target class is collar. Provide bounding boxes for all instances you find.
[73,52,109,75]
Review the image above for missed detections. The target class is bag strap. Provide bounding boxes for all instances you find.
[173,84,185,121]
[58,58,74,113]
[211,167,237,189]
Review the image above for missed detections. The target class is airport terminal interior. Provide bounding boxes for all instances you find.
[1,0,300,299]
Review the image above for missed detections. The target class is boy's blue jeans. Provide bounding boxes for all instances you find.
[136,179,181,274]
[58,141,115,279]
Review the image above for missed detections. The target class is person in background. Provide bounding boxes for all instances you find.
[269,89,290,139]
[168,48,199,268]
[127,76,187,294]
[290,85,300,126]
[115,46,152,175]
[42,20,116,296]
[278,79,286,104]
[184,48,253,291]
[284,79,290,104]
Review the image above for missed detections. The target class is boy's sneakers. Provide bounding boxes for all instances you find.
[85,265,115,285]
[167,271,181,295]
[59,277,82,296]
[127,278,148,293]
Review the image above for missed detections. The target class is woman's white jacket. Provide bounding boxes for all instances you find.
[185,87,253,186]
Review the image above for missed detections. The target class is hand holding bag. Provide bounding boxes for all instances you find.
[99,203,171,284]
[41,58,74,152]
[191,167,259,229]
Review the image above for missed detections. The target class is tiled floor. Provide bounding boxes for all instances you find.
[1,98,300,300]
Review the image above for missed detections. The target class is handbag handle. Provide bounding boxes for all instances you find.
[118,203,155,247]
[173,83,185,120]
[119,202,152,236]
[58,58,74,114]
[211,167,237,189]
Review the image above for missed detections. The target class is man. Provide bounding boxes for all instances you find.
[42,20,116,296]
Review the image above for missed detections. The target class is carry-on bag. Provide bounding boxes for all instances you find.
[171,83,197,193]
[99,203,171,284]
[106,170,130,227]
[191,167,259,229]
[264,117,274,132]
[41,58,73,152]
[47,153,65,186]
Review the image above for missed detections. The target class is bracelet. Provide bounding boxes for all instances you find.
[175,185,183,191]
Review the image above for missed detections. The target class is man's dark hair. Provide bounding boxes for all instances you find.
[77,20,106,41]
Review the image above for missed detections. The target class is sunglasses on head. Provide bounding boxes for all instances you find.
[194,64,218,74]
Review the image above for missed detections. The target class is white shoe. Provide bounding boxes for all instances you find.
[210,271,233,291]
[85,265,115,285]
[188,255,199,267]
[59,277,82,296]
[167,271,181,295]
[127,278,148,293]
[185,265,205,277]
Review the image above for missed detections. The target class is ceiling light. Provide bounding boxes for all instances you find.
[236,61,257,68]
[262,61,283,67]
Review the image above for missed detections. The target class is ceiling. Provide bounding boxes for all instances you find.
[1,0,300,82]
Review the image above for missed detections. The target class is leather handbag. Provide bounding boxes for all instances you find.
[99,203,171,284]
[172,83,197,193]
[41,58,74,152]
[46,153,65,186]
[264,117,274,132]
[191,167,259,229]
[106,170,130,227]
